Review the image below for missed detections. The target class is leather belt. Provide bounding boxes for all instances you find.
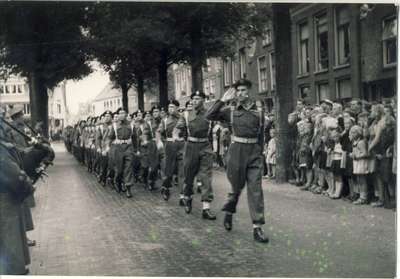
[166,137,185,142]
[113,139,132,145]
[187,136,208,143]
[232,136,258,144]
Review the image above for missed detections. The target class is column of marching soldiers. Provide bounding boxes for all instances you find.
[0,105,55,275]
[64,78,270,246]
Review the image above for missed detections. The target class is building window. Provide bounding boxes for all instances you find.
[336,78,351,100]
[335,6,350,65]
[382,16,397,67]
[262,24,272,46]
[17,84,23,94]
[117,98,121,106]
[298,22,310,74]
[5,85,10,94]
[11,85,17,94]
[23,104,30,115]
[315,13,329,71]
[0,85,4,94]
[299,85,310,100]
[239,48,246,78]
[257,56,268,92]
[223,58,231,86]
[210,79,216,94]
[269,52,276,90]
[317,82,330,103]
[232,55,239,83]
[57,104,62,114]
[204,79,210,94]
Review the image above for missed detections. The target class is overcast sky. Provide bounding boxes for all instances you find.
[65,62,110,115]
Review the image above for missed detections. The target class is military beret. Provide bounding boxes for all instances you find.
[190,90,206,99]
[103,110,112,116]
[151,105,161,112]
[178,108,185,113]
[233,78,252,89]
[145,111,152,116]
[185,100,193,108]
[168,100,180,107]
[115,107,126,114]
[321,99,333,107]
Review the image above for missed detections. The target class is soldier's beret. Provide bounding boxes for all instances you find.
[190,90,206,99]
[168,100,180,107]
[233,78,252,89]
[178,108,185,113]
[160,107,166,112]
[115,107,126,114]
[145,111,152,116]
[103,110,112,116]
[321,99,333,107]
[151,105,161,112]
[137,110,143,115]
[185,100,193,108]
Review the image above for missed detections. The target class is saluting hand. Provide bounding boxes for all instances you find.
[221,87,236,103]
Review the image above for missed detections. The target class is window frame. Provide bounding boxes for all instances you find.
[257,55,268,92]
[334,6,351,66]
[382,15,397,68]
[298,21,310,75]
[239,48,247,78]
[316,81,330,104]
[314,12,329,72]
[223,58,232,86]
[335,77,352,100]
[269,52,276,91]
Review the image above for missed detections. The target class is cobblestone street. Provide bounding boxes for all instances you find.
[28,143,396,277]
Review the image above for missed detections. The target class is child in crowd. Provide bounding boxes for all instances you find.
[266,128,277,179]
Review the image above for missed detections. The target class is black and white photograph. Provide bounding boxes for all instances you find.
[0,1,397,277]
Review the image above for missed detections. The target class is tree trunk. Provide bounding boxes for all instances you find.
[120,83,129,112]
[158,49,169,108]
[137,75,145,111]
[272,4,293,183]
[190,19,203,93]
[28,71,49,138]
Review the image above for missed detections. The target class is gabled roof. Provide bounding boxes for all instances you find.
[93,82,136,102]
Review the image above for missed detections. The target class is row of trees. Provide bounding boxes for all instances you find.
[0,3,294,181]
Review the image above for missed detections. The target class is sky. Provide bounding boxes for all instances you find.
[65,62,110,115]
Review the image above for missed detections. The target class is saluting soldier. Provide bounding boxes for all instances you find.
[175,91,216,220]
[108,108,137,198]
[158,100,185,202]
[205,78,269,243]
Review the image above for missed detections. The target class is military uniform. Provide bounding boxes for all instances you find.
[134,118,158,190]
[159,110,185,200]
[108,118,136,197]
[175,91,215,218]
[206,99,265,224]
[0,140,34,275]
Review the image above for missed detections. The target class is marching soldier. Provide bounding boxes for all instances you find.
[108,108,136,198]
[205,78,269,243]
[175,91,216,220]
[158,100,185,202]
[106,112,120,189]
[96,111,113,185]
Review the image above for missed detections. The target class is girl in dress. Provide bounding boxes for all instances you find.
[327,128,345,199]
[349,125,369,205]
[266,129,277,179]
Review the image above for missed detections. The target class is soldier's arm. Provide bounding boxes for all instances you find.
[205,100,231,123]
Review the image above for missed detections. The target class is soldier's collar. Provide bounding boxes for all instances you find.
[236,98,256,111]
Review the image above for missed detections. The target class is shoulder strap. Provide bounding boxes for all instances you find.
[113,123,118,139]
[184,111,190,137]
[230,106,235,136]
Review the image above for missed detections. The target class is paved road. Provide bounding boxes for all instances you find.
[29,142,396,277]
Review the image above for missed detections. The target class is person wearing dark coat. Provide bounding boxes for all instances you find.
[0,124,35,275]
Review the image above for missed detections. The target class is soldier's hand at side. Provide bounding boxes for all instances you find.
[221,87,236,103]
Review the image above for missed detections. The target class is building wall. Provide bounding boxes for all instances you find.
[0,76,31,115]
[48,81,69,133]
[360,4,397,100]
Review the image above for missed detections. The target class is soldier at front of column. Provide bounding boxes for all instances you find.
[108,108,136,198]
[206,78,269,243]
[175,91,216,220]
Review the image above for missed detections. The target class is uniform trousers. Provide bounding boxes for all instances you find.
[223,142,265,225]
[183,141,213,202]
